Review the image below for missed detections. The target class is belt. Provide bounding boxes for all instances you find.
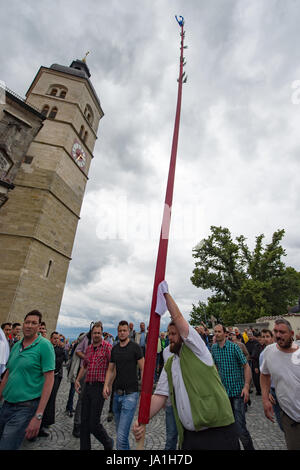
[86,381,104,386]
[115,389,136,396]
[5,397,40,406]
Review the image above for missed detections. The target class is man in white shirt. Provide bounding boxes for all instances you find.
[0,328,10,377]
[133,282,239,450]
[260,318,300,450]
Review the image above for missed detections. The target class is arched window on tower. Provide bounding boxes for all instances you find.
[41,105,50,117]
[83,131,88,143]
[79,125,84,138]
[48,107,58,119]
[47,85,68,99]
[84,104,94,126]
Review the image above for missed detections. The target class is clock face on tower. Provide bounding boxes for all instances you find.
[71,141,86,168]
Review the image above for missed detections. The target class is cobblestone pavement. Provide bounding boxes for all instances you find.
[20,369,287,451]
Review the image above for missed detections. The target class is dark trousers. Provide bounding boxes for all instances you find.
[249,361,261,394]
[66,382,76,412]
[182,422,240,450]
[281,410,300,450]
[80,382,112,450]
[42,374,62,427]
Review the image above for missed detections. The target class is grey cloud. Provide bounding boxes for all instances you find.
[66,202,134,286]
[3,0,300,332]
[66,239,132,286]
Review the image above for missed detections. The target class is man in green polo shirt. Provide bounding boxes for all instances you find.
[0,310,55,450]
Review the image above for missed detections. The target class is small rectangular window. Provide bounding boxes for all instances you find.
[23,156,33,164]
[45,260,53,278]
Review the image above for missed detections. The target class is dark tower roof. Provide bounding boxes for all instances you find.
[50,59,91,79]
[70,59,91,78]
[48,59,101,110]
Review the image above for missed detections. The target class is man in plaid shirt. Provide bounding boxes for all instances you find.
[75,322,113,450]
[211,324,254,450]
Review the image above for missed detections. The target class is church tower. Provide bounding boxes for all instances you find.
[0,57,104,333]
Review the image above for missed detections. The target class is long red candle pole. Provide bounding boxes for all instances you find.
[137,16,187,427]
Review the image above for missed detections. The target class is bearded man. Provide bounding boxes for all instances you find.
[75,322,113,450]
[260,318,300,450]
[133,281,240,450]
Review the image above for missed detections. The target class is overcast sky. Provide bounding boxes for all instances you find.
[2,0,300,334]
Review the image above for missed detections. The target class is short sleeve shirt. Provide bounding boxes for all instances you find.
[110,340,143,392]
[211,340,247,397]
[83,340,112,383]
[4,334,55,403]
[261,343,300,422]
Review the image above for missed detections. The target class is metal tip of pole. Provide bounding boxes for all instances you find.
[175,15,184,27]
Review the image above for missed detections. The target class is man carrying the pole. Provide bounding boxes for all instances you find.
[133,281,240,450]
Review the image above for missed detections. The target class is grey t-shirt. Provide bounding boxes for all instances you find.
[260,343,300,422]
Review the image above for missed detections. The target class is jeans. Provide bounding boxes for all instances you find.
[113,391,139,450]
[270,388,283,431]
[0,398,39,450]
[229,396,255,450]
[165,405,178,450]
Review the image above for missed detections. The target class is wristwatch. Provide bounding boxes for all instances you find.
[35,413,43,420]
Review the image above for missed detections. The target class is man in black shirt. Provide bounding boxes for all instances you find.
[39,331,66,436]
[246,331,263,395]
[103,321,144,450]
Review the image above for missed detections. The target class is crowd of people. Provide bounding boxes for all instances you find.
[0,281,300,451]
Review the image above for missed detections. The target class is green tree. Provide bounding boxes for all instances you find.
[191,226,300,325]
[189,301,208,327]
[189,300,226,327]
